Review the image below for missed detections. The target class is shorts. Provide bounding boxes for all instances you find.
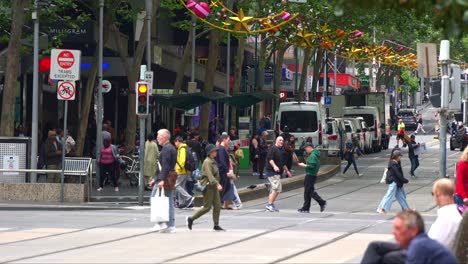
[397,134,404,140]
[267,175,282,193]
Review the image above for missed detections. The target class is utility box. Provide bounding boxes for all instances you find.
[449,64,461,112]
[0,137,31,183]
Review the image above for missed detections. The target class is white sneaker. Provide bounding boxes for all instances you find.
[149,222,167,232]
[160,226,176,233]
[97,187,103,192]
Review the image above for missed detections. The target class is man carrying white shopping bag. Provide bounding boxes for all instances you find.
[149,129,177,233]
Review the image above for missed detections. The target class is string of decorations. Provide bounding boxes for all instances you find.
[181,0,299,33]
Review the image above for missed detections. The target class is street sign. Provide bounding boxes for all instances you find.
[57,81,76,100]
[416,43,438,78]
[324,96,332,105]
[102,80,112,93]
[50,49,81,81]
[145,71,154,94]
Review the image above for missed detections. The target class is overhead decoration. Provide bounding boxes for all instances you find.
[180,0,299,34]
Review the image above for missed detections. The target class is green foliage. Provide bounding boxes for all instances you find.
[400,68,419,95]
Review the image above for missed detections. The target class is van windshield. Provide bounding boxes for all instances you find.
[281,111,318,133]
[344,114,374,128]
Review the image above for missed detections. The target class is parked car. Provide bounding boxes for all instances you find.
[397,108,418,130]
[341,117,365,150]
[450,128,468,151]
[356,117,373,154]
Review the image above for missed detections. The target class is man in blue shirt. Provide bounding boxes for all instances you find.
[361,210,457,264]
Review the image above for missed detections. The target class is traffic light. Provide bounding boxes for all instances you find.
[135,81,149,115]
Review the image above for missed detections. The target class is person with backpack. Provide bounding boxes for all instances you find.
[342,141,363,176]
[174,137,195,209]
[376,149,410,214]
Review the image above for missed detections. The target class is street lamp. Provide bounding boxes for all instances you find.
[95,0,104,189]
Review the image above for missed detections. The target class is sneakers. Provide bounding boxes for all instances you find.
[266,204,279,212]
[298,208,309,213]
[160,226,176,233]
[184,197,195,209]
[97,187,103,192]
[114,187,119,192]
[319,201,327,212]
[358,173,363,177]
[376,208,386,215]
[186,217,193,230]
[149,222,168,232]
[213,225,226,232]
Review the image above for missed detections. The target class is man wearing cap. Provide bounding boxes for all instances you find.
[186,144,225,231]
[396,119,405,147]
[297,143,326,213]
[376,149,410,214]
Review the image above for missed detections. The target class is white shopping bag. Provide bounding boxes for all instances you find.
[380,168,388,184]
[150,187,169,222]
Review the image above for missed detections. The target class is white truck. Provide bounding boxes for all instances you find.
[329,92,390,151]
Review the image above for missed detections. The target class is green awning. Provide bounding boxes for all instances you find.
[221,91,279,108]
[154,91,229,110]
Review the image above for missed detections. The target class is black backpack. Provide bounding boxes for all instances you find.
[182,146,198,172]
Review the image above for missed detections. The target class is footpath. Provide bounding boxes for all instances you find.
[0,160,340,210]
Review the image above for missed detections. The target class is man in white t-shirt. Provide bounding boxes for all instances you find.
[428,178,462,249]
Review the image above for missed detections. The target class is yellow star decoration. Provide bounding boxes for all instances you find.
[383,55,395,64]
[229,8,253,32]
[209,0,218,8]
[320,24,330,33]
[296,29,314,47]
[222,21,231,29]
[347,46,363,60]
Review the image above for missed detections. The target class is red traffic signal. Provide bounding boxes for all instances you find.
[135,81,149,115]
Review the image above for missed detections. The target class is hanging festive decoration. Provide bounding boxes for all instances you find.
[180,0,298,34]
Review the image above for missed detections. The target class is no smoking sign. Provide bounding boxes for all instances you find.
[57,81,76,100]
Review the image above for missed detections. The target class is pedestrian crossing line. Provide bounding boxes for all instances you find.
[0,228,12,232]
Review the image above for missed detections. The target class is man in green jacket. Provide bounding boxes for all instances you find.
[297,143,326,213]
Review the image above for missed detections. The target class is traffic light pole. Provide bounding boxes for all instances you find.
[138,116,145,206]
[439,40,450,178]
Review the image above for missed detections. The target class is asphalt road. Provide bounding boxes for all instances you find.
[0,106,463,263]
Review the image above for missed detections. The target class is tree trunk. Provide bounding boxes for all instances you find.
[311,49,324,102]
[173,28,194,96]
[231,36,245,128]
[297,47,312,101]
[199,30,220,140]
[273,43,288,98]
[75,12,114,156]
[123,0,160,153]
[0,0,28,136]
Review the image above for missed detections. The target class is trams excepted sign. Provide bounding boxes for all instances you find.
[57,81,76,100]
[50,49,81,81]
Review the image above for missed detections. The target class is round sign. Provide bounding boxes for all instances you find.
[57,50,75,70]
[102,80,112,93]
[57,81,76,100]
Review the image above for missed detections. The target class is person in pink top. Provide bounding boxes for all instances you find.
[97,139,119,192]
[455,147,468,207]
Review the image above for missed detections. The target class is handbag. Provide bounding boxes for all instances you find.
[380,168,388,183]
[194,180,207,193]
[164,171,178,190]
[150,187,169,222]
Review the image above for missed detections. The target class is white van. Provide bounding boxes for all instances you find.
[342,106,382,152]
[275,102,326,149]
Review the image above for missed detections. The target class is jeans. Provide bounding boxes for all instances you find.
[151,187,175,228]
[343,157,359,174]
[232,183,242,206]
[259,152,267,178]
[410,156,419,176]
[175,174,192,205]
[377,182,409,212]
[361,241,406,264]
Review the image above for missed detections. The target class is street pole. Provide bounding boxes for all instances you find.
[324,51,328,117]
[224,0,231,131]
[253,35,258,135]
[60,101,68,202]
[439,40,450,178]
[95,0,104,188]
[138,0,152,206]
[146,0,152,136]
[333,49,337,96]
[30,0,39,182]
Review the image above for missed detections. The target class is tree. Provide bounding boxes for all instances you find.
[0,0,28,136]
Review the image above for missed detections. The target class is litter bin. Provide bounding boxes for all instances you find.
[239,147,250,169]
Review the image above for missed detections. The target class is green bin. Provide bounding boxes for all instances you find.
[239,147,250,169]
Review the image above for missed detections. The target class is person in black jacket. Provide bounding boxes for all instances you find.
[407,135,420,177]
[376,149,410,214]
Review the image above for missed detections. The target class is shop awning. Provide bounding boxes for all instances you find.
[154,91,229,110]
[221,91,279,108]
